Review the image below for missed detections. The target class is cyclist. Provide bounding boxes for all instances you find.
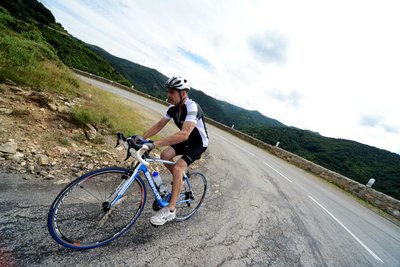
[141,76,209,226]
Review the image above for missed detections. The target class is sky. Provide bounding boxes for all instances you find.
[40,0,400,154]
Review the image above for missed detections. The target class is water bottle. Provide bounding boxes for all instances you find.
[152,171,167,195]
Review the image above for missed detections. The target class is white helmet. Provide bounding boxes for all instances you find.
[165,76,190,91]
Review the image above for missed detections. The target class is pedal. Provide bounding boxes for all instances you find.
[152,199,161,211]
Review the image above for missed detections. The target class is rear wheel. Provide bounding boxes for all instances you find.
[175,172,207,221]
[47,167,146,249]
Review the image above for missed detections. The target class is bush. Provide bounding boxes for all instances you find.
[72,107,99,126]
[57,137,69,146]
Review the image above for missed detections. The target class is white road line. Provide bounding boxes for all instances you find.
[232,143,255,156]
[308,195,384,263]
[213,133,227,141]
[263,162,293,182]
[214,134,255,156]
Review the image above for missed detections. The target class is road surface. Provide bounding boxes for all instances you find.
[0,76,399,266]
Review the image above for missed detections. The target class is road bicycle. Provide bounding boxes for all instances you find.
[47,133,208,249]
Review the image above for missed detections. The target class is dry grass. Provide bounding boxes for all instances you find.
[74,82,147,135]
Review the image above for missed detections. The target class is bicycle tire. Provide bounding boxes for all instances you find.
[175,172,207,221]
[48,167,146,249]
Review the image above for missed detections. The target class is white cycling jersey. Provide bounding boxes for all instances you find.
[164,98,209,147]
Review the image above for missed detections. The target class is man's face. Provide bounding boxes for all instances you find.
[167,88,182,105]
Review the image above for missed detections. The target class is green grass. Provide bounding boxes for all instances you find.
[57,137,70,146]
[0,28,79,96]
[0,7,147,139]
[72,107,101,126]
[71,134,86,143]
[92,135,105,145]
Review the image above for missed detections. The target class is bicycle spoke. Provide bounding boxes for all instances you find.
[175,172,207,221]
[48,168,146,249]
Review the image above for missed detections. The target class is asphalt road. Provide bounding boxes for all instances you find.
[0,76,399,266]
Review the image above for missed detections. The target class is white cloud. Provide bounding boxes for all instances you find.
[40,0,400,154]
[248,31,289,65]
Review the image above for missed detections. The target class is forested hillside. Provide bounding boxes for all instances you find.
[0,0,56,25]
[0,0,131,86]
[242,126,400,199]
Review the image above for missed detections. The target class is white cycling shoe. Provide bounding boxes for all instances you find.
[150,207,176,226]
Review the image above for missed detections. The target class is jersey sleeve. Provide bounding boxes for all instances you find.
[164,105,174,120]
[185,101,199,123]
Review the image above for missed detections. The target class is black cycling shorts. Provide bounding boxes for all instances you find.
[171,141,207,166]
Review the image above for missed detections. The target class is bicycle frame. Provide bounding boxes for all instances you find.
[139,163,169,208]
[106,157,185,211]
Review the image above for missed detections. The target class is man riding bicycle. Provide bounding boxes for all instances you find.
[141,76,209,226]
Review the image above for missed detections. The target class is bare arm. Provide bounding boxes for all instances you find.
[143,117,169,139]
[154,121,196,147]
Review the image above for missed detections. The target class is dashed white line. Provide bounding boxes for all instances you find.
[232,143,255,156]
[214,134,255,156]
[263,162,293,182]
[308,195,384,263]
[215,132,385,263]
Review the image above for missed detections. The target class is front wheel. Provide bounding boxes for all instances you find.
[175,172,207,221]
[47,167,146,249]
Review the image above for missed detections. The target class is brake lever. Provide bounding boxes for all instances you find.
[115,132,126,148]
[124,147,132,161]
[124,137,133,161]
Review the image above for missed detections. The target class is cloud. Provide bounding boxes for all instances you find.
[360,114,399,134]
[177,48,212,69]
[268,88,302,109]
[382,124,399,134]
[359,114,382,128]
[79,0,128,15]
[248,31,288,65]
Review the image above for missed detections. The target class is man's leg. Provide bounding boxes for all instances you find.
[150,144,206,225]
[168,158,187,210]
[160,147,186,210]
[160,146,176,172]
[150,147,181,226]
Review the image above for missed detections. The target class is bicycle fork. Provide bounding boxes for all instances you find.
[182,173,195,205]
[98,169,139,226]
